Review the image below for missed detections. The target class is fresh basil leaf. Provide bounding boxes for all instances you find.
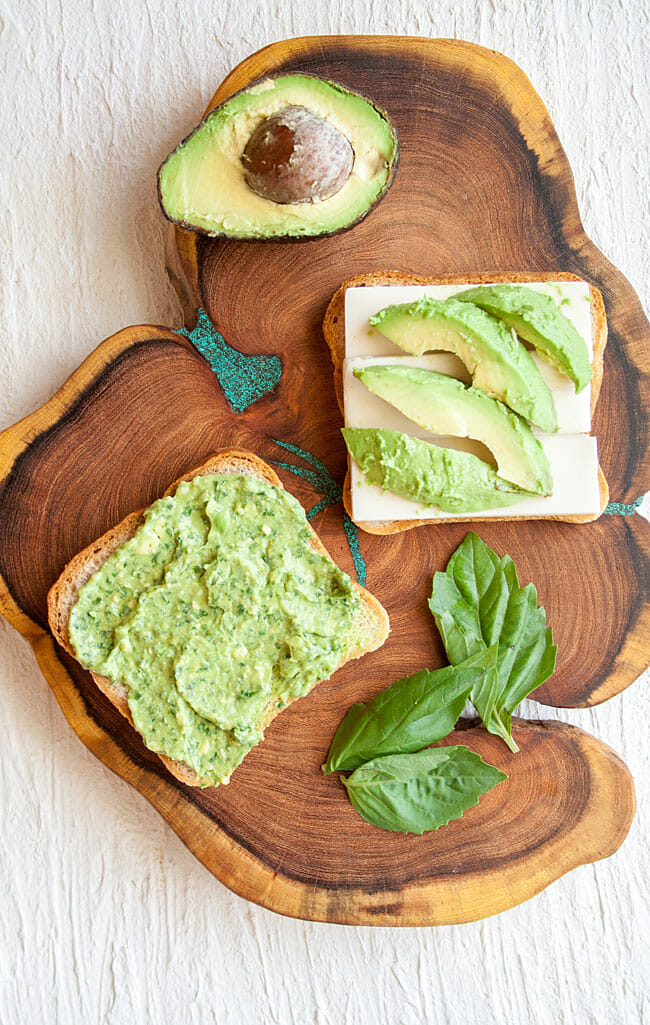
[323,646,498,773]
[429,532,556,753]
[342,746,507,834]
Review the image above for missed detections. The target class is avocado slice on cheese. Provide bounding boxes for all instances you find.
[369,296,558,434]
[454,284,592,392]
[158,74,398,240]
[354,364,553,495]
[342,428,529,513]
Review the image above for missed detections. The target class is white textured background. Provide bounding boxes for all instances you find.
[1,2,649,1023]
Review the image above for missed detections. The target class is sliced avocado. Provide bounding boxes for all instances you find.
[369,297,558,433]
[454,284,592,392]
[158,74,398,240]
[354,364,553,495]
[342,428,529,514]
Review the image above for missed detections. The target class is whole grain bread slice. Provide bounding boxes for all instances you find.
[322,270,609,533]
[47,448,389,787]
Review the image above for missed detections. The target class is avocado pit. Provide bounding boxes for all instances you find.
[241,105,354,205]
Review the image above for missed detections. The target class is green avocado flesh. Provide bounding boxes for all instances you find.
[158,74,398,240]
[68,474,361,786]
[342,428,529,513]
[454,284,592,392]
[369,297,558,433]
[354,365,553,495]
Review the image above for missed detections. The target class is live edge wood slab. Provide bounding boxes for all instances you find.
[0,37,645,924]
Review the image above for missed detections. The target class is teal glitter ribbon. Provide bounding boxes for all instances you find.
[603,497,644,516]
[179,308,282,412]
[269,438,366,587]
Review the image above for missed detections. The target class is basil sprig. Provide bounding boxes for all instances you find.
[429,532,556,752]
[323,533,556,833]
[323,645,506,835]
[343,747,506,834]
[323,646,498,773]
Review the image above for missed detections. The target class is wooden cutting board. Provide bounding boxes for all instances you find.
[169,35,650,709]
[0,37,646,925]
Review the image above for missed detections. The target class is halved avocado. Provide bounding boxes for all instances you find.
[158,74,398,240]
[354,364,552,494]
[454,284,592,392]
[342,428,529,514]
[369,297,558,433]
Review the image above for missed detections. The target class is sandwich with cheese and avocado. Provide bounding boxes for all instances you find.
[48,449,389,787]
[323,270,608,533]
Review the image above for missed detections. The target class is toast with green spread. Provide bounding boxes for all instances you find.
[323,270,609,533]
[48,449,389,787]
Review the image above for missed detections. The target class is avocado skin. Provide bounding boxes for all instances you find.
[455,285,592,392]
[354,364,553,495]
[342,428,529,514]
[370,296,558,433]
[157,73,399,242]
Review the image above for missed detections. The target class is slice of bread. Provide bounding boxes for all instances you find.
[48,449,389,787]
[323,270,609,533]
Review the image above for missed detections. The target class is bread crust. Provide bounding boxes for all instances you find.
[47,448,389,787]
[323,270,609,533]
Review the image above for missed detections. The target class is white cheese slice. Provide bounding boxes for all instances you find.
[344,281,593,434]
[342,281,601,521]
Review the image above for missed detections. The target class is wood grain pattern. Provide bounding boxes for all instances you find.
[167,36,650,708]
[0,37,645,926]
[0,323,636,925]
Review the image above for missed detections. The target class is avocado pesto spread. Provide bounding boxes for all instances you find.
[68,474,360,785]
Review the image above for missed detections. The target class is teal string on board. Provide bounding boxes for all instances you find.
[341,511,366,587]
[604,496,644,516]
[269,438,367,587]
[179,308,282,412]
